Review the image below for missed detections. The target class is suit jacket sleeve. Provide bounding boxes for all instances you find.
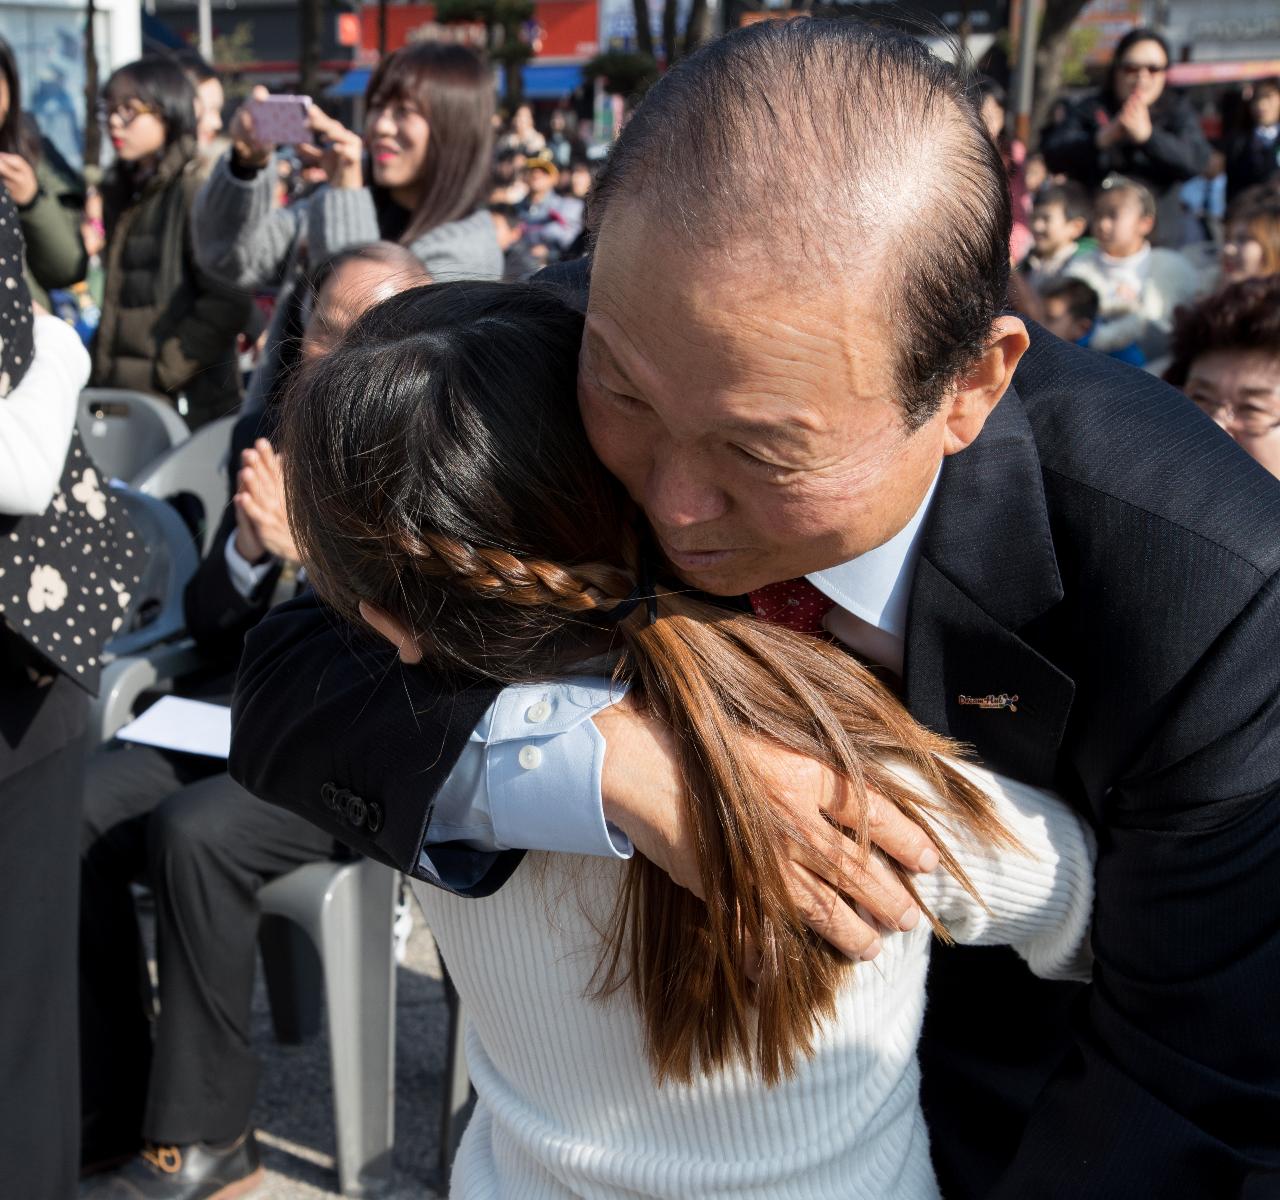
[228,590,517,896]
[991,569,1280,1197]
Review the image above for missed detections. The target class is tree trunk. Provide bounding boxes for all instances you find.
[661,0,678,67]
[83,0,100,170]
[299,0,323,98]
[682,0,710,59]
[632,0,654,60]
[1029,0,1093,149]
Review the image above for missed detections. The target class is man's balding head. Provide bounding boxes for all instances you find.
[591,19,1011,428]
[577,20,1027,596]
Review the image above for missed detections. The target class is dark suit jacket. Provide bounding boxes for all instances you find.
[229,278,1280,1197]
[1226,130,1280,203]
[182,407,285,685]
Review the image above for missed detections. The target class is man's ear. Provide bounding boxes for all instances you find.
[358,600,423,665]
[941,316,1031,456]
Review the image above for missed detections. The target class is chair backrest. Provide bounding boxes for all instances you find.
[78,388,190,483]
[101,486,200,660]
[133,414,237,557]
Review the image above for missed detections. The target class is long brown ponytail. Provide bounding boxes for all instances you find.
[282,281,1019,1086]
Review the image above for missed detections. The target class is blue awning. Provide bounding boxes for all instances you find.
[326,67,372,99]
[497,64,585,99]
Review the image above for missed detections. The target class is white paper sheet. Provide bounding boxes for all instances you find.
[115,696,232,759]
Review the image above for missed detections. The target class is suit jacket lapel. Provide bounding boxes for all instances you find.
[904,384,1075,787]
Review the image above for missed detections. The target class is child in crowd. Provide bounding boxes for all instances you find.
[1067,174,1201,365]
[1021,181,1090,290]
[1039,277,1099,346]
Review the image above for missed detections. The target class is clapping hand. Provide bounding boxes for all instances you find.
[0,153,38,207]
[1115,93,1153,144]
[233,439,299,564]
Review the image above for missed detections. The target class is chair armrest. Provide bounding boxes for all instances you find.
[90,638,205,745]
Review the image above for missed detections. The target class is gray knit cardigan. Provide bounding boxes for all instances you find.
[192,152,503,410]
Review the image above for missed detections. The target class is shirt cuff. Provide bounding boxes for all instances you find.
[223,530,275,600]
[487,678,633,859]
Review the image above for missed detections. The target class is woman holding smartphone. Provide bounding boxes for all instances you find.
[194,42,503,412]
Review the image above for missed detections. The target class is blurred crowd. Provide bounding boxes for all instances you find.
[0,20,1277,1200]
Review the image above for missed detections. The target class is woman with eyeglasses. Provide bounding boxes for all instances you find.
[1165,274,1280,480]
[0,35,87,309]
[192,42,502,413]
[91,57,251,429]
[1042,27,1211,246]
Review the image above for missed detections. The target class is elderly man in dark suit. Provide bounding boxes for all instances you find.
[230,21,1280,1200]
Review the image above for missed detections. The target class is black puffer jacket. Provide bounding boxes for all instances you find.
[1041,89,1210,246]
[92,138,251,429]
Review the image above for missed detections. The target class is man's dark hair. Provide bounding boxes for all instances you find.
[170,46,218,85]
[1035,180,1091,225]
[104,56,197,146]
[588,19,1012,429]
[1041,277,1099,326]
[1164,275,1280,388]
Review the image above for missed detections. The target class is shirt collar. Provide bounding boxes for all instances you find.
[805,465,942,639]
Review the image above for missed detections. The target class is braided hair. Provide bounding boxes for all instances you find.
[283,281,1018,1084]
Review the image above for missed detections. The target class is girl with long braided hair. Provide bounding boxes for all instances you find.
[281,280,1095,1198]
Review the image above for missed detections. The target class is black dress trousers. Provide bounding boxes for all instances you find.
[0,721,87,1200]
[79,741,334,1154]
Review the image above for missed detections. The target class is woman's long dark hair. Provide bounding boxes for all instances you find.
[1102,27,1175,114]
[0,36,41,163]
[364,43,493,243]
[283,281,1019,1085]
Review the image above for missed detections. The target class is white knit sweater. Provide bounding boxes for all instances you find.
[413,760,1095,1199]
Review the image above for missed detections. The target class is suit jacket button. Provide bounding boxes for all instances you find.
[366,801,384,834]
[345,793,367,828]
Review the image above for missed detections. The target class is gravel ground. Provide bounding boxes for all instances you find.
[242,891,452,1199]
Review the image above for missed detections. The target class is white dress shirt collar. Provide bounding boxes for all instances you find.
[805,465,942,640]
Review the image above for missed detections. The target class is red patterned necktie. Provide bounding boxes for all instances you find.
[748,577,835,635]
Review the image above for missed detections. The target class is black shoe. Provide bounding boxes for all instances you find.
[78,1132,264,1200]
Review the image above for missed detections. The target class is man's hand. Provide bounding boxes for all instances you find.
[233,439,299,563]
[0,153,38,207]
[593,703,939,962]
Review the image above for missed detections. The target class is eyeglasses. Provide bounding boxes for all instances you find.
[96,100,157,127]
[1118,62,1168,77]
[1193,397,1280,438]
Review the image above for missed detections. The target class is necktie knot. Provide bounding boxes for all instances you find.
[748,577,835,635]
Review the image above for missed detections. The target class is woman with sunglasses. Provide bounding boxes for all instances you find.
[193,42,502,413]
[91,57,251,429]
[1042,27,1210,246]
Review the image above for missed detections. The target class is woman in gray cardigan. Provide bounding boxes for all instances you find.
[193,43,502,410]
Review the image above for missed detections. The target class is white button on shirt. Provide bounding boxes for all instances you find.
[418,468,942,886]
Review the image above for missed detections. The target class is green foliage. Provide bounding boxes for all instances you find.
[1061,25,1099,87]
[581,50,659,97]
[213,22,257,102]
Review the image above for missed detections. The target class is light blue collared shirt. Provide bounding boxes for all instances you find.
[418,469,942,885]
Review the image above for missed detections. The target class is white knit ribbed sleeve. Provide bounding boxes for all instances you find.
[906,759,1097,982]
